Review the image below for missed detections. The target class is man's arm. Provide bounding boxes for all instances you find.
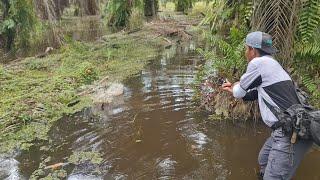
[222,82,258,101]
[242,89,258,101]
[222,62,261,99]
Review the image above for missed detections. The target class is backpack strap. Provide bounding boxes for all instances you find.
[262,98,286,130]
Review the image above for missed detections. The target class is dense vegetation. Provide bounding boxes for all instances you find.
[196,0,320,120]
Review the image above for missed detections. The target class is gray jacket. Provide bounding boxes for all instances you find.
[233,56,300,127]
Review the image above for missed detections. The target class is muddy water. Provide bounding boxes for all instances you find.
[11,42,320,179]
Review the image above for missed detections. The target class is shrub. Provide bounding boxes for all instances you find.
[76,61,98,84]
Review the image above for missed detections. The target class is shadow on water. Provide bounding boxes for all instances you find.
[5,41,320,179]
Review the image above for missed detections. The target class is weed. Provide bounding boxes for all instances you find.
[165,2,176,11]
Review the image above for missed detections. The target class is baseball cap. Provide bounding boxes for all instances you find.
[245,31,279,54]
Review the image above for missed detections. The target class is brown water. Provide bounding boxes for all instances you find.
[9,42,320,179]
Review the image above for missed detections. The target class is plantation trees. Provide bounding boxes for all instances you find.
[0,0,36,51]
[200,0,320,106]
[106,0,160,27]
[176,0,193,13]
[144,0,158,17]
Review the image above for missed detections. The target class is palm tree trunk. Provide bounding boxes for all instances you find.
[1,0,15,51]
[144,0,157,17]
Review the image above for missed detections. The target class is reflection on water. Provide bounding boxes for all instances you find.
[11,42,320,179]
[61,16,108,42]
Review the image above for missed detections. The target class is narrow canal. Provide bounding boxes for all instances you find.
[8,42,320,179]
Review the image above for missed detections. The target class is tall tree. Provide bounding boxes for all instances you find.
[0,0,36,51]
[73,0,100,16]
[34,0,70,20]
[106,0,144,28]
[176,0,192,13]
[144,0,158,17]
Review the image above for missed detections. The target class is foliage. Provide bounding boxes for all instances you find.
[198,26,247,81]
[294,32,320,107]
[105,0,144,28]
[251,0,299,66]
[196,28,259,120]
[128,7,145,30]
[294,0,320,107]
[200,0,228,33]
[163,2,176,11]
[295,40,320,74]
[297,0,320,43]
[0,64,5,76]
[0,0,36,50]
[68,151,103,165]
[197,0,320,114]
[301,75,320,98]
[175,0,193,13]
[190,1,208,16]
[200,0,251,34]
[76,61,98,84]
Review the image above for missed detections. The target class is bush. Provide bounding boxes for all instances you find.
[76,61,98,84]
[165,2,176,11]
[128,8,144,30]
[0,65,4,76]
[191,1,209,16]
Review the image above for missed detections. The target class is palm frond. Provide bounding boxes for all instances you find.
[297,0,320,43]
[251,0,300,66]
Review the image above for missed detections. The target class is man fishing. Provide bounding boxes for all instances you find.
[221,31,313,179]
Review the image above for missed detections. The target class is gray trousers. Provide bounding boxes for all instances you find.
[258,129,313,180]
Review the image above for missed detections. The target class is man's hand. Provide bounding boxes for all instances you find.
[221,79,232,93]
[221,79,240,94]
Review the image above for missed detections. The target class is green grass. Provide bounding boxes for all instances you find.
[0,32,162,154]
[165,2,176,12]
[191,1,212,16]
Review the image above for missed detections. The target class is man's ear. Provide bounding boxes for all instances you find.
[253,48,259,57]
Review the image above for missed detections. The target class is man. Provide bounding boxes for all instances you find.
[221,31,313,179]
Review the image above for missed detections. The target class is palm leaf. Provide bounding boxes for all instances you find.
[251,0,300,67]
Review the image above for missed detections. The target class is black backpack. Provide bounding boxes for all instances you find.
[264,88,320,146]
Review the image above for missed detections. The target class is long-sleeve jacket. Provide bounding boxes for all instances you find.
[232,56,300,127]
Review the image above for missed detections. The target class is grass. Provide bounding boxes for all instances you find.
[191,1,211,16]
[0,32,162,154]
[164,2,176,12]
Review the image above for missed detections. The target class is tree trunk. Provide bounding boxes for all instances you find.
[6,29,15,51]
[176,0,191,13]
[176,0,185,12]
[74,0,99,16]
[144,0,157,17]
[2,0,10,17]
[87,0,99,15]
[1,0,15,51]
[54,0,70,18]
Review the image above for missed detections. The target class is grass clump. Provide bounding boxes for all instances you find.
[191,1,209,16]
[68,151,103,165]
[164,2,176,11]
[128,7,145,30]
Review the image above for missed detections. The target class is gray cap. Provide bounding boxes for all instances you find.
[245,31,279,54]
